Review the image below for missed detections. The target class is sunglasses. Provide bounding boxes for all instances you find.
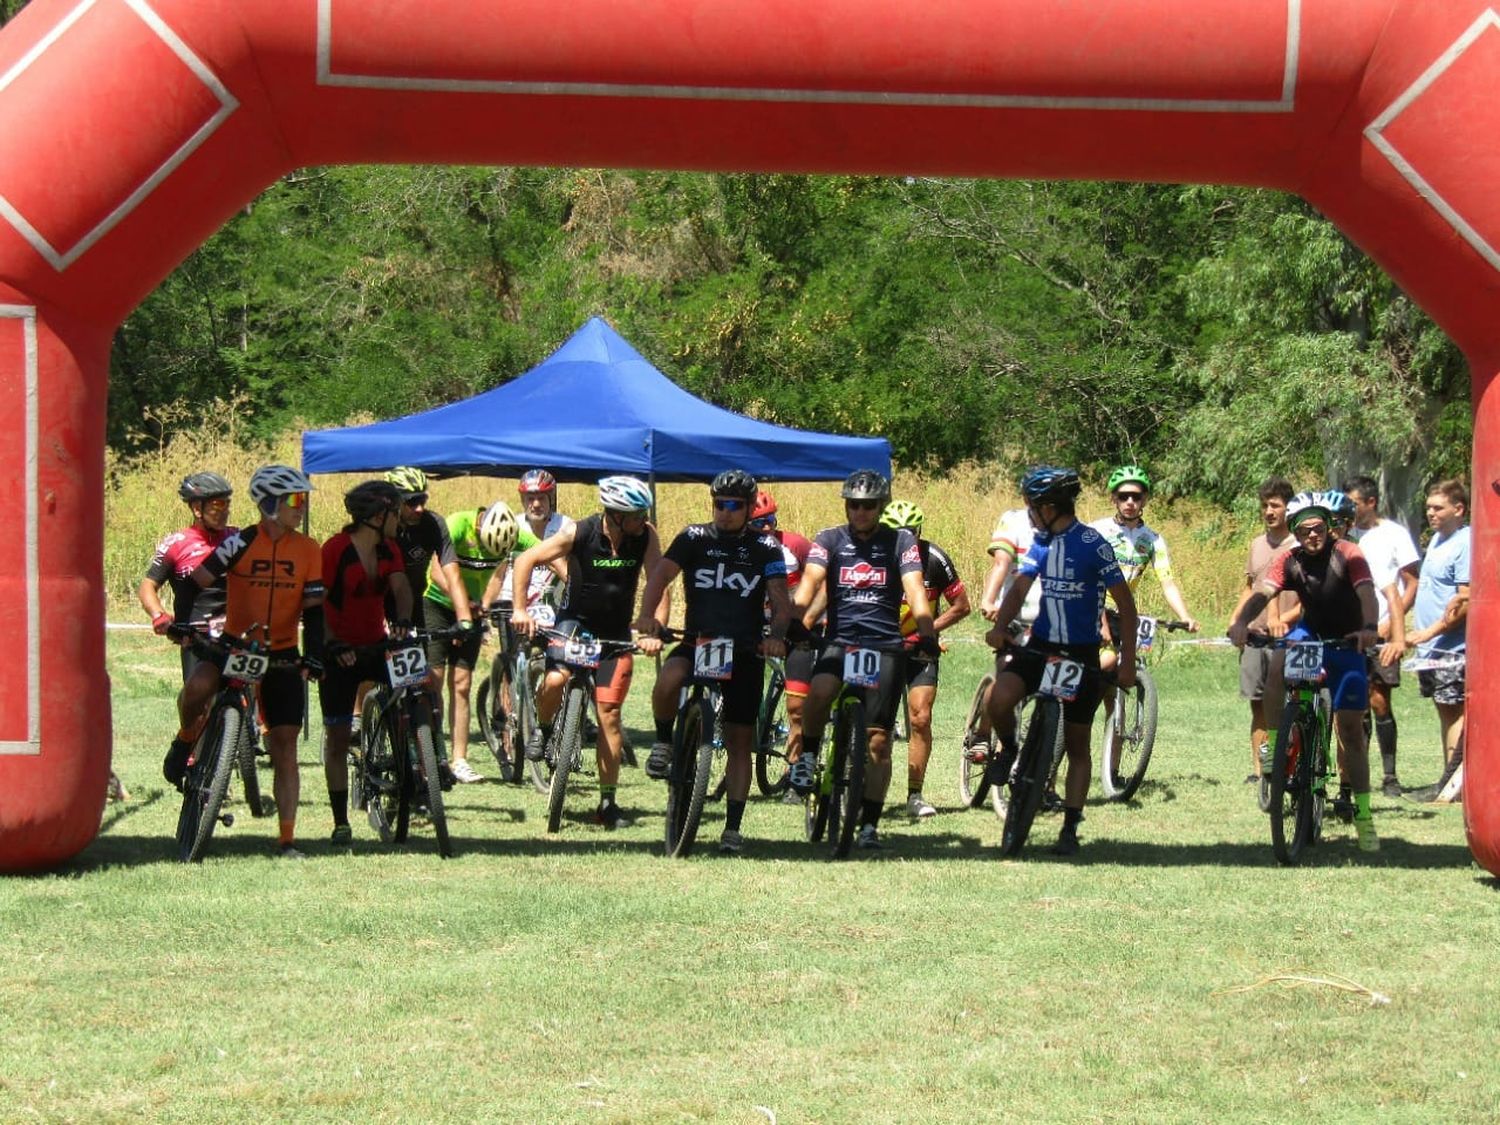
[201,497,231,511]
[283,492,308,511]
[1291,520,1328,537]
[749,516,776,530]
[403,492,429,507]
[1114,491,1146,503]
[713,498,747,511]
[846,499,881,511]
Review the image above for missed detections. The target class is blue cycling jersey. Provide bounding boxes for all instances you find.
[1017,520,1123,646]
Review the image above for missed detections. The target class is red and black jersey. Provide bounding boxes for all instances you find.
[145,524,236,625]
[1261,539,1373,640]
[322,531,406,646]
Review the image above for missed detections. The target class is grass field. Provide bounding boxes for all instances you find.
[4,621,1495,1122]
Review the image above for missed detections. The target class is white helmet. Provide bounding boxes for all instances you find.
[598,475,652,513]
[249,464,313,513]
[1286,490,1333,530]
[477,501,519,556]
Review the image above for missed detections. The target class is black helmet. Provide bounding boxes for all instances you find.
[1019,465,1082,505]
[344,480,402,522]
[179,472,233,502]
[710,469,758,500]
[841,469,891,502]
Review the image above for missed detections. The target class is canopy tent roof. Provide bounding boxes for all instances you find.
[301,318,890,483]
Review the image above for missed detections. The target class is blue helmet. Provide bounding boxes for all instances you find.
[1019,465,1081,505]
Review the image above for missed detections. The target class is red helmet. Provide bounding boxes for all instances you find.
[752,489,777,520]
[519,469,556,495]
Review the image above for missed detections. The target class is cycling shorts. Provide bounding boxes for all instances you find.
[664,643,765,726]
[997,641,1102,726]
[423,599,482,670]
[783,645,816,697]
[1322,646,1369,712]
[905,653,939,690]
[810,644,905,732]
[202,645,305,731]
[318,650,389,726]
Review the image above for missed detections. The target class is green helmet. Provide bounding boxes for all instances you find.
[879,500,924,535]
[384,466,429,497]
[1107,464,1152,495]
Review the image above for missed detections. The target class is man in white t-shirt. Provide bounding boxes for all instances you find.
[1342,475,1420,796]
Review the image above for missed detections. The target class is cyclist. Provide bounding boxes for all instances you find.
[424,500,520,783]
[319,481,414,848]
[184,464,326,858]
[479,469,573,645]
[511,475,664,828]
[879,500,970,819]
[1089,465,1200,649]
[791,469,940,850]
[980,504,1041,630]
[384,467,469,632]
[985,466,1137,858]
[752,489,819,798]
[1342,475,1420,796]
[1228,492,1383,852]
[633,469,793,854]
[145,471,238,799]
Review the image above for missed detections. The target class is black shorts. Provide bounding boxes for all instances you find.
[665,643,766,726]
[424,598,482,670]
[905,653,939,690]
[203,645,305,730]
[998,642,1103,725]
[784,644,817,696]
[811,644,905,732]
[318,650,389,726]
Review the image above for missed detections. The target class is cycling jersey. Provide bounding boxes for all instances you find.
[202,524,324,649]
[322,531,405,646]
[1260,539,1374,640]
[808,525,921,650]
[424,509,539,609]
[665,523,786,643]
[774,529,813,591]
[898,540,964,638]
[1088,517,1173,589]
[499,511,572,604]
[987,507,1041,625]
[145,524,235,625]
[563,513,650,640]
[1018,521,1123,646]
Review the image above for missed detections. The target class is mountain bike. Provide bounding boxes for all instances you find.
[754,657,793,796]
[994,650,1075,856]
[1097,615,1191,802]
[538,627,641,833]
[799,643,891,860]
[661,629,743,858]
[475,602,552,790]
[167,624,283,863]
[352,625,466,858]
[1265,637,1361,865]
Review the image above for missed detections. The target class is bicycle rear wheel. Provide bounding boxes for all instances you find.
[999,697,1059,857]
[412,696,452,858]
[474,660,513,780]
[546,685,586,833]
[177,705,241,863]
[832,698,868,859]
[518,654,550,793]
[755,672,792,796]
[1269,701,1315,865]
[959,673,994,808]
[1099,668,1159,802]
[237,720,266,817]
[665,692,716,857]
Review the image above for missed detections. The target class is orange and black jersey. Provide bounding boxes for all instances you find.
[201,524,324,649]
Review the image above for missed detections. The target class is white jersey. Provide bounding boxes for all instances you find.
[1348,518,1420,626]
[987,507,1041,625]
[500,512,573,603]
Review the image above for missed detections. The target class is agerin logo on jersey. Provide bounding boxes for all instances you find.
[839,561,888,588]
[693,564,762,596]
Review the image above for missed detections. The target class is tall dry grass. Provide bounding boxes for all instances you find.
[110,424,1254,625]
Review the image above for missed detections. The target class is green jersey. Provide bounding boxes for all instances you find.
[424,509,539,609]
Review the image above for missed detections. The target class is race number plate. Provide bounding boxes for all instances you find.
[843,647,881,688]
[223,651,269,683]
[557,636,602,669]
[529,603,556,628]
[1285,641,1323,683]
[385,645,428,688]
[694,636,734,681]
[1039,657,1084,701]
[1136,616,1158,652]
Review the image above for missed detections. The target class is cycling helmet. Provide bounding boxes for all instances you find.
[344,480,402,523]
[841,469,891,502]
[879,500,924,535]
[1107,464,1152,495]
[179,471,233,502]
[248,464,313,513]
[752,489,778,520]
[384,466,429,497]
[1286,491,1333,530]
[710,469,758,499]
[518,469,556,495]
[1020,465,1082,505]
[1318,488,1356,522]
[598,475,653,513]
[477,500,520,556]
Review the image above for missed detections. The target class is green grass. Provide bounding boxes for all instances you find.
[5,624,1497,1122]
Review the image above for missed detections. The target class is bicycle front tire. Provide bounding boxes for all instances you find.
[1099,668,1159,802]
[999,696,1059,857]
[546,685,587,833]
[178,705,241,863]
[959,673,994,808]
[832,697,868,859]
[665,692,716,857]
[413,697,452,859]
[1270,700,1315,865]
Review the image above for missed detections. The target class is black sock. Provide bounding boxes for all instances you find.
[1374,714,1398,776]
[329,788,348,827]
[726,799,746,832]
[1063,806,1084,832]
[862,799,883,828]
[655,718,674,744]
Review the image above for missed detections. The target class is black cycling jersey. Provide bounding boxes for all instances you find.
[665,523,787,643]
[564,513,649,640]
[807,524,921,650]
[394,511,457,597]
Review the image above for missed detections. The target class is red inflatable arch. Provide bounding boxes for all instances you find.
[1,0,1497,871]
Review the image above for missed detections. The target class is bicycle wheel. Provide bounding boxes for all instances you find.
[959,673,994,808]
[1099,668,1159,802]
[546,685,587,833]
[665,692,717,857]
[412,696,452,858]
[519,654,551,793]
[1269,701,1315,865]
[832,697,868,859]
[474,659,513,780]
[177,705,241,863]
[999,697,1059,857]
[360,689,405,844]
[990,692,1048,823]
[237,719,266,817]
[755,672,792,796]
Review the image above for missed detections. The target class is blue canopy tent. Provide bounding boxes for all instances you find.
[301,317,890,483]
